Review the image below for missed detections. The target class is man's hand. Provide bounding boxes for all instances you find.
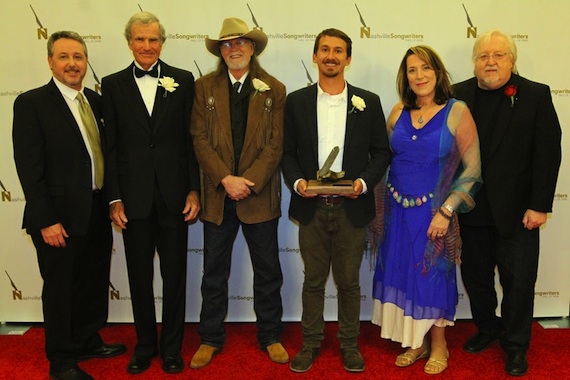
[41,223,69,248]
[297,179,318,198]
[183,191,201,222]
[522,209,547,230]
[221,175,254,201]
[110,201,128,229]
[341,180,363,199]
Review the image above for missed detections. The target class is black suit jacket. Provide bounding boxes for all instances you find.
[454,74,561,237]
[13,79,106,235]
[102,60,199,219]
[281,83,391,227]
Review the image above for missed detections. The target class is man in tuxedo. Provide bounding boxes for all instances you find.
[102,12,200,375]
[454,30,561,376]
[188,17,288,369]
[13,31,126,380]
[281,28,391,373]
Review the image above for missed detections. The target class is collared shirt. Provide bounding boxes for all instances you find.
[293,82,367,194]
[53,77,98,190]
[316,82,348,173]
[133,61,160,115]
[228,71,249,93]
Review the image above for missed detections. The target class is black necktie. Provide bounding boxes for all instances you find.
[134,65,159,78]
[233,81,241,94]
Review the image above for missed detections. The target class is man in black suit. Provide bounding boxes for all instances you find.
[102,12,200,375]
[454,30,561,376]
[281,28,390,373]
[13,31,126,380]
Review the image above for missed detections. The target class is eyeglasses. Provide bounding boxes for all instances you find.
[219,39,252,50]
[475,52,510,62]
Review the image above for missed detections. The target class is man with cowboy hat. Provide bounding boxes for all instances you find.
[189,17,288,369]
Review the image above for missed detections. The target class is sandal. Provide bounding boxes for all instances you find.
[424,350,449,374]
[395,348,431,367]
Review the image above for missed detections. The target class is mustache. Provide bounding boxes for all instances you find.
[322,59,339,65]
[485,65,499,70]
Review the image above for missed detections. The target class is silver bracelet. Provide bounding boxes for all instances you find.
[442,203,454,214]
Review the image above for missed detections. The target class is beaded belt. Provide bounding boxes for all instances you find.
[388,183,433,208]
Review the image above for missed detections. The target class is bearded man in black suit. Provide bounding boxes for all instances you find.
[102,11,200,375]
[454,30,561,376]
[13,31,126,380]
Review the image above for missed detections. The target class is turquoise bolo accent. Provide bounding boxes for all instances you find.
[388,183,433,208]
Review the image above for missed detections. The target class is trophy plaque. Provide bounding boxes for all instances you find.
[306,146,354,195]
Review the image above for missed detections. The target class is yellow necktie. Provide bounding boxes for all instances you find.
[76,92,104,189]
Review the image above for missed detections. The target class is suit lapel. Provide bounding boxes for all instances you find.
[151,60,173,133]
[487,76,519,159]
[344,84,357,155]
[213,74,234,152]
[305,84,319,165]
[47,80,88,149]
[242,78,262,154]
[119,65,152,133]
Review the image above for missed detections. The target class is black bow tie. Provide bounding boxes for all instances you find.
[134,65,159,78]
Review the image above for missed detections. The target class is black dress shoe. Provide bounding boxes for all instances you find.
[162,355,184,374]
[463,331,500,353]
[506,351,528,376]
[127,355,154,374]
[49,367,93,380]
[77,343,127,361]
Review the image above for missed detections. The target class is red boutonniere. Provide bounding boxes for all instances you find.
[504,85,517,108]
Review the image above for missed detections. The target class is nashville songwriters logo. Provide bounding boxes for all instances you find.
[354,3,423,41]
[247,3,262,32]
[462,4,477,38]
[1,180,25,202]
[30,4,48,39]
[88,62,102,94]
[301,60,314,87]
[5,271,41,301]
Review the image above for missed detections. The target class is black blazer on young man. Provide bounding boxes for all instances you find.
[281,83,391,228]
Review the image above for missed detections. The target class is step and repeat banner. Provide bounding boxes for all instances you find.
[1,0,568,323]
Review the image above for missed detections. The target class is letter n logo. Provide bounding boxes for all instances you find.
[467,27,477,38]
[37,28,48,40]
[1,191,11,202]
[12,290,22,300]
[360,27,370,39]
[110,290,120,300]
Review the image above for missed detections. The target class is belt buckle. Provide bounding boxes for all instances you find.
[323,196,338,206]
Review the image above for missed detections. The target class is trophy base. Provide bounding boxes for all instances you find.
[306,180,354,195]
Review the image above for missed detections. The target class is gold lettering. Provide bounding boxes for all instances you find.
[110,290,120,300]
[360,26,371,39]
[467,27,477,39]
[1,191,11,202]
[37,28,48,40]
[13,290,22,300]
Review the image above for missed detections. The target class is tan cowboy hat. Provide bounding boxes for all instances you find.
[206,17,268,58]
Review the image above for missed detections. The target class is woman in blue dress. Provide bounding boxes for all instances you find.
[370,46,481,374]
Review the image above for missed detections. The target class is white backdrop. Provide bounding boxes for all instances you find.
[1,0,568,323]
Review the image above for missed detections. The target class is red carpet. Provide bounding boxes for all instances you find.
[0,321,567,379]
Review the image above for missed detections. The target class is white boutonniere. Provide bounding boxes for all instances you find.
[252,78,271,97]
[158,76,179,98]
[349,94,366,114]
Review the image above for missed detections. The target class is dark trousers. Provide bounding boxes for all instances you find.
[198,197,283,348]
[122,186,188,358]
[460,224,540,352]
[32,191,112,372]
[298,202,366,350]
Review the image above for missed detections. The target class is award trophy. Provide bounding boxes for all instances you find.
[306,146,354,194]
